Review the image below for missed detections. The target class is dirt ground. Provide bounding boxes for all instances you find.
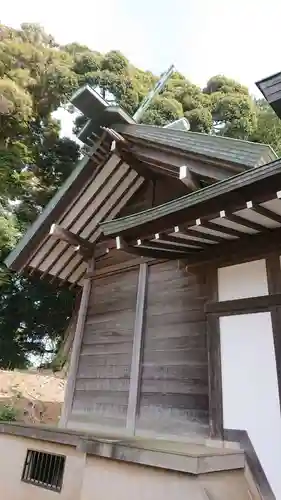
[0,369,65,425]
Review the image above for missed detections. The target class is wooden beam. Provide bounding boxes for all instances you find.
[185,223,226,244]
[174,226,212,249]
[198,220,242,239]
[59,257,95,427]
[85,257,161,279]
[246,200,281,225]
[179,165,201,191]
[220,210,266,232]
[137,239,188,255]
[115,235,189,260]
[127,143,241,181]
[180,225,281,267]
[50,224,94,257]
[205,292,281,315]
[154,233,201,252]
[131,243,185,260]
[154,232,202,250]
[126,263,148,434]
[116,148,157,179]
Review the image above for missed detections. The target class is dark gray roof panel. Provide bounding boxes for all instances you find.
[256,72,281,119]
[113,124,277,168]
[71,85,108,118]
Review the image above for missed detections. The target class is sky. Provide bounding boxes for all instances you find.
[2,0,281,136]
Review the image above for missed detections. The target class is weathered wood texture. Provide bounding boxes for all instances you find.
[70,268,138,429]
[136,261,209,436]
[119,176,188,219]
[60,258,94,427]
[127,263,148,433]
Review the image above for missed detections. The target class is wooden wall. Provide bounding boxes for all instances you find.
[119,177,188,218]
[69,260,209,437]
[137,261,209,436]
[71,268,138,429]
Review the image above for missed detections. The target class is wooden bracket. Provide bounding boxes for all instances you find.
[50,224,94,258]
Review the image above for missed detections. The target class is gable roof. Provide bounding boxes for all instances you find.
[4,111,278,286]
[113,123,277,169]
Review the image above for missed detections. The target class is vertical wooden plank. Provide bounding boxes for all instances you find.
[206,265,223,439]
[207,314,223,439]
[266,254,281,415]
[126,263,148,434]
[266,254,281,295]
[59,257,95,427]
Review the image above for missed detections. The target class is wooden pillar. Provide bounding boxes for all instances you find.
[59,257,95,427]
[206,266,223,439]
[266,254,281,415]
[126,263,148,434]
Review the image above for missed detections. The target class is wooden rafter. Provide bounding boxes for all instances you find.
[220,210,267,232]
[115,235,188,260]
[181,224,281,267]
[58,174,144,287]
[154,232,202,249]
[196,219,241,238]
[174,226,214,249]
[184,224,226,243]
[246,200,281,224]
[153,233,201,253]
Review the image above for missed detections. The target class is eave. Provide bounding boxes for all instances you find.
[100,158,281,266]
[5,134,145,288]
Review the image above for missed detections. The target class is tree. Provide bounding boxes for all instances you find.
[0,23,79,368]
[249,100,281,155]
[1,21,281,368]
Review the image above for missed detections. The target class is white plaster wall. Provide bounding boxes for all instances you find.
[218,259,268,301]
[80,455,252,500]
[0,434,85,500]
[220,313,281,499]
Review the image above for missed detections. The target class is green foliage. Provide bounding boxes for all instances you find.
[0,21,281,369]
[101,50,129,75]
[249,100,281,155]
[0,404,17,421]
[185,108,213,133]
[204,75,249,96]
[142,96,183,126]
